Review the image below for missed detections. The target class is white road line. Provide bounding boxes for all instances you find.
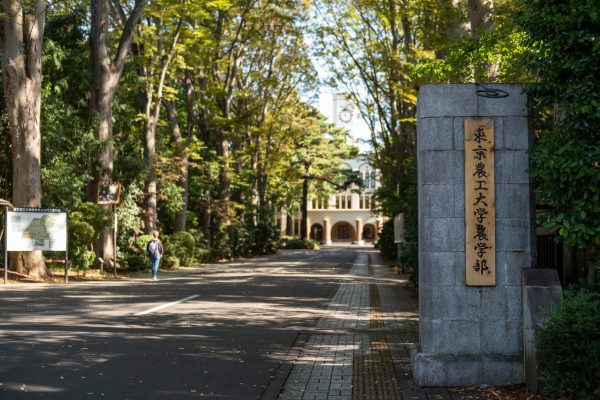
[134,295,199,316]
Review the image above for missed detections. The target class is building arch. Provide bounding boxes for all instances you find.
[310,223,324,243]
[331,221,356,242]
[362,223,376,242]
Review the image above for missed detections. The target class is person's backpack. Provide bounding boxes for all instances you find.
[147,240,160,259]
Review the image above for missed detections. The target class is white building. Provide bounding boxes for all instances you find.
[277,92,384,244]
[278,157,384,245]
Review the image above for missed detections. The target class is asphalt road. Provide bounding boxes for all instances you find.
[0,247,361,400]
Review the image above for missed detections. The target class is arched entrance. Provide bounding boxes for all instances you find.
[362,223,376,242]
[331,221,356,242]
[310,223,323,242]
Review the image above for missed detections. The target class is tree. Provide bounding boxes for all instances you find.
[285,104,357,239]
[513,0,600,249]
[88,0,148,266]
[133,2,184,233]
[1,0,48,278]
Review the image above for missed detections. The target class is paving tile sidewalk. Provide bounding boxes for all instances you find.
[273,249,451,400]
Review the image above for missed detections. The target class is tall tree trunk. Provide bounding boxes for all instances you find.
[165,100,188,233]
[140,17,182,234]
[468,0,495,78]
[88,0,147,266]
[2,0,48,278]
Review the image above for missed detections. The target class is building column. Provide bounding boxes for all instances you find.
[374,219,380,242]
[306,217,311,240]
[355,218,364,245]
[323,218,332,245]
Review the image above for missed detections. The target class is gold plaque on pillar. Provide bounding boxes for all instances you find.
[464,118,495,286]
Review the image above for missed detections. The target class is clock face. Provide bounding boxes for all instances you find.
[338,104,353,123]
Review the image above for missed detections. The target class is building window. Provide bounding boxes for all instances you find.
[336,196,340,209]
[365,195,371,209]
[347,195,352,209]
[359,196,364,209]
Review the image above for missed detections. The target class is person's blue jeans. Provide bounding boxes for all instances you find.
[150,257,161,278]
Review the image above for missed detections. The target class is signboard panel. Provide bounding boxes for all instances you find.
[464,118,496,286]
[97,182,121,205]
[6,209,67,251]
[394,213,405,244]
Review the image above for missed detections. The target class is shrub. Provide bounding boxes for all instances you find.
[226,222,251,258]
[376,219,397,259]
[251,222,280,255]
[124,254,147,272]
[170,231,196,266]
[284,239,320,250]
[161,255,180,269]
[135,234,153,256]
[195,247,210,264]
[535,288,600,399]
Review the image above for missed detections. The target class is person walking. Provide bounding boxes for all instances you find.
[146,231,164,281]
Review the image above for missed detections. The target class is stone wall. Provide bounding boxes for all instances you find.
[411,84,535,386]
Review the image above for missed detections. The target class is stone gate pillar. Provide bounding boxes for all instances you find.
[411,84,535,386]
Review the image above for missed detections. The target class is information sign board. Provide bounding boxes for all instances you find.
[464,118,496,286]
[6,208,67,251]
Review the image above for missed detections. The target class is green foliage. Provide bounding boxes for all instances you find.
[135,235,153,256]
[226,223,251,258]
[284,239,320,250]
[116,184,144,251]
[162,255,180,269]
[535,289,600,399]
[124,254,147,272]
[170,231,196,266]
[376,220,398,261]
[67,219,96,270]
[513,0,600,248]
[70,202,113,234]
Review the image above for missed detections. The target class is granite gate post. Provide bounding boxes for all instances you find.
[411,84,535,386]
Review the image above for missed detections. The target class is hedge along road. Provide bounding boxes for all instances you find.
[0,247,360,399]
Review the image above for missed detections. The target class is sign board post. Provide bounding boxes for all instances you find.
[5,208,68,283]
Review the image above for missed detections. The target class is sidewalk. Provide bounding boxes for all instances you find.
[265,249,456,400]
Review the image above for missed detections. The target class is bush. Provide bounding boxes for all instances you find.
[376,219,397,259]
[284,239,320,250]
[170,231,196,266]
[195,247,210,264]
[535,288,600,399]
[251,222,280,255]
[162,255,180,269]
[226,222,251,258]
[135,234,153,256]
[124,254,147,272]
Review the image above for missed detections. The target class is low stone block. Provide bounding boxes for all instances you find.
[417,117,454,151]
